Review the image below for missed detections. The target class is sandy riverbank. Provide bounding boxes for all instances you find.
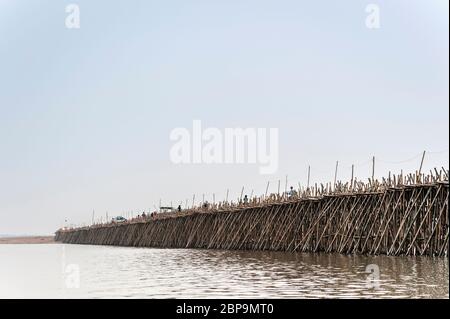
[0,236,55,244]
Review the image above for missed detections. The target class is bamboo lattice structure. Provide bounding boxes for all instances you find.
[55,169,449,256]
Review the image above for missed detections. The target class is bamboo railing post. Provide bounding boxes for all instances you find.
[285,175,288,198]
[350,164,354,191]
[372,156,375,185]
[418,150,426,183]
[307,166,311,189]
[334,161,339,190]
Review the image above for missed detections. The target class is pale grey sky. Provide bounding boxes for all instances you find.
[0,0,448,235]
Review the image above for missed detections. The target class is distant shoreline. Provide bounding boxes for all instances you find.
[0,236,55,244]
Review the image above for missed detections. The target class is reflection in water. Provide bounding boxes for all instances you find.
[0,244,448,298]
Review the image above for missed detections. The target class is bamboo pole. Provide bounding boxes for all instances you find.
[307,166,311,189]
[372,156,375,183]
[418,150,426,183]
[350,164,354,190]
[265,181,270,198]
[419,150,426,174]
[285,175,288,197]
[334,161,339,189]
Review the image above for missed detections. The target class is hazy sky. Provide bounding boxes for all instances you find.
[0,0,448,235]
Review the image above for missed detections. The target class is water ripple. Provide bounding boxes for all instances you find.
[0,244,448,298]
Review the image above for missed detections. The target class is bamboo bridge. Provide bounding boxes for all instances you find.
[55,170,449,257]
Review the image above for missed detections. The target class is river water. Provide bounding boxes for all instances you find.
[0,244,447,298]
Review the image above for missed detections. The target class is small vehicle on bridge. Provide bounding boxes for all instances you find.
[111,216,127,223]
